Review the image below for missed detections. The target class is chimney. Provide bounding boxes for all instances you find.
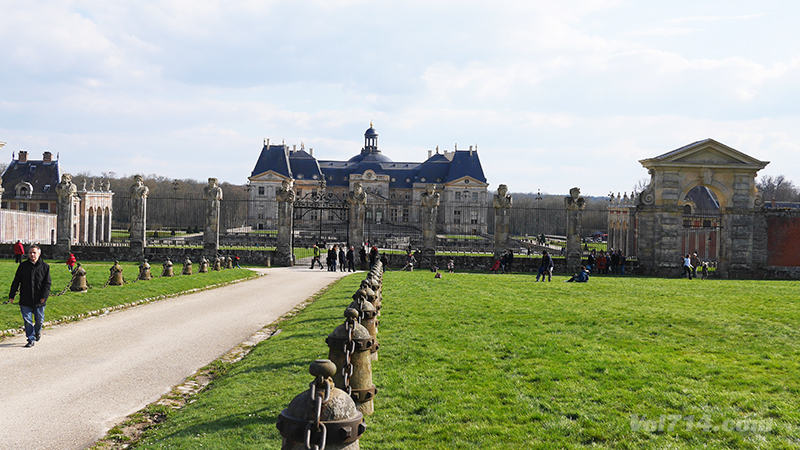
[428,149,432,159]
[43,151,52,163]
[310,148,314,157]
[18,151,28,162]
[267,138,270,147]
[292,144,296,153]
[469,145,473,156]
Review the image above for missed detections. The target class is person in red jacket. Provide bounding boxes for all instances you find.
[8,245,52,347]
[66,253,77,272]
[13,240,24,264]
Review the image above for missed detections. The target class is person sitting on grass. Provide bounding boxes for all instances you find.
[566,265,590,282]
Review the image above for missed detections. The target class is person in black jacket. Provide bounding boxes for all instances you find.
[8,245,51,347]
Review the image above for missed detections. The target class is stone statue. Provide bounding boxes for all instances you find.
[162,258,174,277]
[565,187,586,211]
[276,178,295,203]
[198,256,209,273]
[182,256,193,275]
[493,184,512,209]
[70,263,88,292]
[89,178,96,191]
[213,256,222,271]
[316,178,327,200]
[226,255,233,269]
[81,178,87,191]
[138,259,152,281]
[203,177,223,202]
[56,173,78,200]
[420,184,440,209]
[130,174,149,198]
[348,182,367,205]
[109,260,124,286]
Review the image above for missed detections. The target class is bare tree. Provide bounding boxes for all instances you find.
[757,175,800,202]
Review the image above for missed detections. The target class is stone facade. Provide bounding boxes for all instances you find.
[247,126,489,239]
[635,139,769,277]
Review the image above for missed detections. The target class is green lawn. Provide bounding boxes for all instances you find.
[0,260,257,332]
[127,272,800,449]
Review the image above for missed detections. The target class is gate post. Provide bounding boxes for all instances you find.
[493,184,512,257]
[55,173,78,256]
[348,182,366,248]
[203,177,223,253]
[565,187,585,272]
[420,184,440,266]
[129,175,149,252]
[276,178,295,266]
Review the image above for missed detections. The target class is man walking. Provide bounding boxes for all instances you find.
[8,245,51,347]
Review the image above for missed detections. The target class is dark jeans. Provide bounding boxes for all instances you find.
[20,305,45,342]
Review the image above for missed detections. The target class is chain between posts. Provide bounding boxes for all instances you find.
[305,375,331,450]
[53,270,80,297]
[342,319,356,397]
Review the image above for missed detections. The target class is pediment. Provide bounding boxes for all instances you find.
[249,171,289,182]
[640,139,769,170]
[444,176,489,188]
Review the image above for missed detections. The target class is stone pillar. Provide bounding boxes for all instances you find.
[492,184,512,256]
[203,177,223,253]
[55,174,77,255]
[565,187,585,272]
[129,174,149,251]
[420,184,440,265]
[348,182,367,247]
[275,178,295,266]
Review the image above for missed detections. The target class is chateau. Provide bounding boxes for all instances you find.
[247,125,490,237]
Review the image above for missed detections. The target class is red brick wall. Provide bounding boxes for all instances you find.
[767,215,800,266]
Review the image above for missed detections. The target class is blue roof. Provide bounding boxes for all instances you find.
[251,136,488,188]
[447,150,486,183]
[288,150,322,181]
[251,145,291,178]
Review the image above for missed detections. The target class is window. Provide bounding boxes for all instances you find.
[471,210,478,224]
[453,210,461,224]
[258,186,265,195]
[39,203,49,213]
[455,192,461,201]
[19,203,28,211]
[402,208,409,222]
[472,192,479,202]
[390,208,398,222]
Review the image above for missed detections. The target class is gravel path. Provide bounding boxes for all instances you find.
[0,266,351,450]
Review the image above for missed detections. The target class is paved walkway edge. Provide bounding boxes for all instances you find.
[90,278,335,449]
[1,272,263,338]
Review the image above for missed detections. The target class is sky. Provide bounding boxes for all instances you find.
[2,0,799,196]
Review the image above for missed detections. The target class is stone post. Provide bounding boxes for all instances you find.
[565,187,585,272]
[420,184,440,266]
[55,173,77,255]
[348,182,367,248]
[203,177,223,253]
[129,175,149,251]
[492,184,512,257]
[275,178,295,266]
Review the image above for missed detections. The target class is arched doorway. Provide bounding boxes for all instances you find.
[681,186,720,263]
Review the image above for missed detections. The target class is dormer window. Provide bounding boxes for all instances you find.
[29,165,36,173]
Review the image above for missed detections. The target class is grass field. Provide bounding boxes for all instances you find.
[123,271,800,449]
[0,260,257,332]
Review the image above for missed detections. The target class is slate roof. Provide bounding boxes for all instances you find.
[1,155,60,199]
[250,127,488,188]
[446,150,487,183]
[288,150,322,181]
[251,144,292,178]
